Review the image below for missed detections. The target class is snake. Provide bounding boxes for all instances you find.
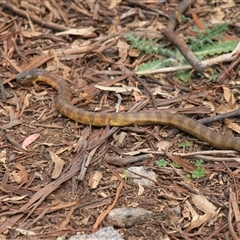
[16,68,240,152]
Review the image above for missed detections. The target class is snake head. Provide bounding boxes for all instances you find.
[16,69,45,85]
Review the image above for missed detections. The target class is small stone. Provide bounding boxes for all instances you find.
[107,207,153,227]
[68,226,123,240]
[127,166,156,187]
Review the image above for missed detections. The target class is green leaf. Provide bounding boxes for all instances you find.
[122,170,129,180]
[195,41,238,57]
[175,70,191,82]
[56,236,66,240]
[172,162,180,168]
[178,141,192,148]
[190,23,228,51]
[195,159,204,167]
[155,159,168,167]
[192,167,206,179]
[127,24,237,82]
[184,174,192,181]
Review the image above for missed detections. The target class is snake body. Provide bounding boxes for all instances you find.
[16,69,240,152]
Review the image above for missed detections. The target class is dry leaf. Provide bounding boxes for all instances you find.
[156,141,171,152]
[117,39,129,62]
[78,215,91,226]
[10,171,22,184]
[186,194,217,231]
[132,92,143,102]
[14,163,28,184]
[225,120,240,134]
[216,103,233,115]
[137,183,145,196]
[55,27,95,37]
[49,151,65,179]
[55,146,73,155]
[210,7,225,23]
[88,171,103,189]
[116,131,127,144]
[0,150,6,164]
[22,133,40,147]
[13,228,36,236]
[128,48,140,57]
[220,0,235,9]
[108,0,122,9]
[21,30,42,38]
[1,195,27,202]
[122,148,150,156]
[222,86,237,109]
[152,86,170,97]
[191,194,217,214]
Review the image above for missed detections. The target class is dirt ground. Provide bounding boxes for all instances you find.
[1,0,240,239]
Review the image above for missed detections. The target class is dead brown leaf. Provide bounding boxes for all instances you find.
[49,151,65,179]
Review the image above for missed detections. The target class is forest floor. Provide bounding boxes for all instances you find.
[1,0,240,239]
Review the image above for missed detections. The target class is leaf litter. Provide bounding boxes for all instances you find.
[1,0,240,239]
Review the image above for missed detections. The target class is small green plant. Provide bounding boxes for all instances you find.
[189,23,228,51]
[192,167,206,179]
[172,162,180,168]
[56,236,66,240]
[155,159,168,167]
[126,23,238,82]
[195,159,204,167]
[192,159,206,179]
[184,174,192,181]
[181,15,191,22]
[156,157,206,179]
[178,141,192,148]
[122,170,129,180]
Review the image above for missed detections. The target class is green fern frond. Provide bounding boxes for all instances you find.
[190,23,228,51]
[126,24,237,82]
[195,41,238,57]
[125,34,175,58]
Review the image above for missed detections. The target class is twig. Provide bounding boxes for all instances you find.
[136,76,158,108]
[189,155,240,162]
[113,93,122,112]
[0,77,6,101]
[136,41,240,75]
[162,29,206,73]
[168,108,240,138]
[230,192,240,235]
[93,179,124,230]
[5,134,25,151]
[0,2,69,31]
[228,192,240,240]
[217,52,240,83]
[162,0,205,73]
[104,153,153,166]
[198,109,240,125]
[139,149,240,161]
[78,146,99,181]
[167,0,195,31]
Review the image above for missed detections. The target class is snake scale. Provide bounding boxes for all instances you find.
[16,68,240,152]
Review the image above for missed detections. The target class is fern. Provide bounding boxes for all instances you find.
[195,41,237,57]
[190,23,228,51]
[125,34,176,58]
[125,23,237,82]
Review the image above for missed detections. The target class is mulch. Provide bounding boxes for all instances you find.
[1,0,240,239]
